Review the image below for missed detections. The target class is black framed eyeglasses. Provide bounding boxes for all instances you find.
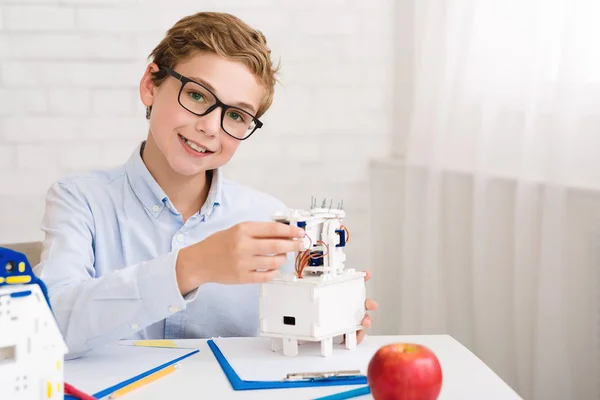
[160,66,263,140]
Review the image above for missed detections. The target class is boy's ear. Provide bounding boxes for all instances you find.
[140,63,160,107]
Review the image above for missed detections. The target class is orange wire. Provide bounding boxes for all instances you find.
[340,225,351,243]
[295,224,349,278]
[311,240,329,259]
[295,232,313,278]
[295,237,330,278]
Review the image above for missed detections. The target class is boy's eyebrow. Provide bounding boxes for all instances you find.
[190,76,258,115]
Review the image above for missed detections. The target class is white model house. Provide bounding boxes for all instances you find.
[0,247,68,400]
[259,199,366,357]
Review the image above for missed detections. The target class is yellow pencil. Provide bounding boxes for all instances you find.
[108,363,179,399]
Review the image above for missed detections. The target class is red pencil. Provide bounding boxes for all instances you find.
[64,382,97,400]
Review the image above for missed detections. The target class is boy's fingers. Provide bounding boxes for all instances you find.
[361,314,372,328]
[363,270,372,282]
[244,221,305,239]
[251,254,289,271]
[365,299,378,310]
[252,239,304,256]
[248,268,281,284]
[357,329,366,344]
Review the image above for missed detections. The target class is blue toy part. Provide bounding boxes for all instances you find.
[0,246,52,311]
[308,251,324,266]
[335,229,346,247]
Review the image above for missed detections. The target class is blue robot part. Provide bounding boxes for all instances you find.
[0,246,52,311]
[335,229,346,247]
[308,251,324,266]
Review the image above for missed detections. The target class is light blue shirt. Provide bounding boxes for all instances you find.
[34,141,290,357]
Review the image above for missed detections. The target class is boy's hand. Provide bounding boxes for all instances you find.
[176,221,305,294]
[358,270,378,344]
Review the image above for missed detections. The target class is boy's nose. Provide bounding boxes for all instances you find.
[195,107,222,137]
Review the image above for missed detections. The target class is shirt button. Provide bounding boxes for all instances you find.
[176,233,184,243]
[169,306,180,313]
[130,323,139,330]
[152,204,160,212]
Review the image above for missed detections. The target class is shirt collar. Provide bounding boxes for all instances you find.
[125,141,222,218]
[200,168,222,219]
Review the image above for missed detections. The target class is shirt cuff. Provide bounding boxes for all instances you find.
[136,250,192,321]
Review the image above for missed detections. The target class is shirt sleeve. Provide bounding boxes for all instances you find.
[34,181,197,358]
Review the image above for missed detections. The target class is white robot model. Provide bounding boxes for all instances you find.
[0,247,68,400]
[258,198,366,357]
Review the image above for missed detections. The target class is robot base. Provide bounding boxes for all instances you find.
[259,269,366,357]
[267,331,359,357]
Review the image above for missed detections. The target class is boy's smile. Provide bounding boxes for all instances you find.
[178,133,215,157]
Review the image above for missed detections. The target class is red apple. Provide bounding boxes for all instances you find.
[367,343,443,400]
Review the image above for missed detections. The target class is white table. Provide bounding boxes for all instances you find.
[103,335,522,400]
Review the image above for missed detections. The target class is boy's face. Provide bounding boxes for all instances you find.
[140,51,265,177]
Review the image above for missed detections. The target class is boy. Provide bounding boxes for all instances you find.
[33,12,377,357]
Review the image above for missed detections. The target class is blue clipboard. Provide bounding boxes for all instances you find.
[207,340,368,391]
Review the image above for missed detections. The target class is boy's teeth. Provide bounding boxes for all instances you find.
[182,136,206,153]
[188,142,206,153]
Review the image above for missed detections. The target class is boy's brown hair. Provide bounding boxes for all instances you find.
[146,12,279,119]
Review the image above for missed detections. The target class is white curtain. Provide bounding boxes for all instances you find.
[396,0,600,399]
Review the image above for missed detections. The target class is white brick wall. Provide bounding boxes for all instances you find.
[0,0,394,271]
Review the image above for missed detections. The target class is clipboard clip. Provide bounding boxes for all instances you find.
[284,370,363,381]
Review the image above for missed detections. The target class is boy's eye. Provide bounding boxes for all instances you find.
[189,92,205,102]
[227,110,245,122]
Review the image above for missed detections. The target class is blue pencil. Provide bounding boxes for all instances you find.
[313,385,371,400]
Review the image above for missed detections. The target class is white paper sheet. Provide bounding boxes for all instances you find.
[64,344,198,396]
[212,337,381,381]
